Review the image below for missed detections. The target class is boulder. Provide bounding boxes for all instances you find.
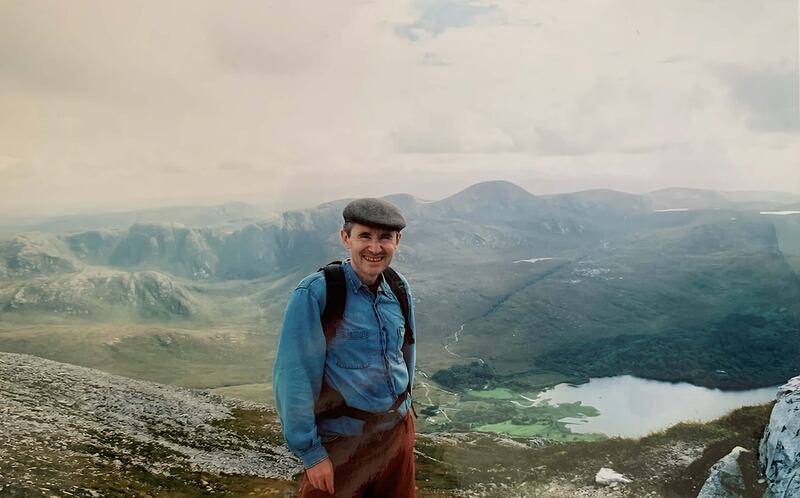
[759,376,800,498]
[595,467,632,487]
[696,446,749,498]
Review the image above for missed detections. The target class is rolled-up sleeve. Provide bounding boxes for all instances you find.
[272,285,329,468]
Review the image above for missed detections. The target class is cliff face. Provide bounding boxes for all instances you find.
[759,376,800,498]
[695,376,800,498]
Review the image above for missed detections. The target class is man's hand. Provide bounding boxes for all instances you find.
[306,457,334,494]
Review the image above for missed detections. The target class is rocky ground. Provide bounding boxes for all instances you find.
[0,352,780,497]
[0,352,299,497]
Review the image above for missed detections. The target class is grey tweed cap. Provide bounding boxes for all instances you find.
[343,198,406,231]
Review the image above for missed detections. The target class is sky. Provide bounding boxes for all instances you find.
[0,0,798,216]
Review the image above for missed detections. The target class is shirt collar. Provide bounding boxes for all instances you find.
[342,259,389,295]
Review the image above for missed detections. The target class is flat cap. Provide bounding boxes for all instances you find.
[343,198,406,231]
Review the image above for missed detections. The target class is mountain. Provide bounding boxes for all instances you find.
[16,182,796,280]
[216,204,343,278]
[721,190,800,205]
[431,180,541,222]
[0,233,80,279]
[0,202,274,235]
[542,189,652,217]
[646,188,736,210]
[67,223,224,280]
[646,188,800,211]
[0,268,199,320]
[448,210,800,389]
[2,181,800,394]
[58,207,341,280]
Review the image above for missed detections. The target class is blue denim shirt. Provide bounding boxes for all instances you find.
[272,260,416,468]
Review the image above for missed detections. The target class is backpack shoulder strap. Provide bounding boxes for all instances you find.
[383,266,415,346]
[319,261,345,344]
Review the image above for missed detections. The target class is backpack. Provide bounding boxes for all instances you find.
[314,261,416,426]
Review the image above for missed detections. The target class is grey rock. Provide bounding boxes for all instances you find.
[696,446,749,498]
[759,376,800,498]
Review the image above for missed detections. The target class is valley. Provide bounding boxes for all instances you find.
[1,182,799,496]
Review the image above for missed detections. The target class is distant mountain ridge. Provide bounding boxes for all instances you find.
[0,202,275,236]
[1,181,799,391]
[14,181,797,278]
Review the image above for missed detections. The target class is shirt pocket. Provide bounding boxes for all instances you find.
[390,325,406,363]
[330,328,372,369]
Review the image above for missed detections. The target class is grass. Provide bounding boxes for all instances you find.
[414,402,774,497]
[465,387,515,399]
[0,319,277,388]
[4,401,773,497]
[476,419,605,440]
[211,383,274,404]
[473,399,605,441]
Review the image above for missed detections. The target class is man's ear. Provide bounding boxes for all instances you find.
[340,228,350,248]
[396,232,402,245]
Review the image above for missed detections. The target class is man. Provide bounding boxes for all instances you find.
[273,198,416,498]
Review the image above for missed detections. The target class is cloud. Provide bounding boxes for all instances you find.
[391,112,514,154]
[713,64,800,133]
[531,127,593,156]
[1,0,799,217]
[656,55,688,65]
[161,164,190,175]
[209,3,352,76]
[0,155,29,181]
[420,51,449,66]
[395,0,497,41]
[217,161,259,173]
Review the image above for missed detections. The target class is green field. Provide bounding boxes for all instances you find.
[211,383,273,404]
[465,387,515,399]
[476,419,605,441]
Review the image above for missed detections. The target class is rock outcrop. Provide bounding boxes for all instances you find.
[696,446,749,498]
[759,375,800,498]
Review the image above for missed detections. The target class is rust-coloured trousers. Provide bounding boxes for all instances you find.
[300,413,416,498]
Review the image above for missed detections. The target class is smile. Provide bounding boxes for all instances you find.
[363,255,384,263]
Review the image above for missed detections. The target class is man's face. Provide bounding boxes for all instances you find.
[340,223,401,284]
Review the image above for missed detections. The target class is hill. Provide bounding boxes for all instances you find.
[0,351,777,498]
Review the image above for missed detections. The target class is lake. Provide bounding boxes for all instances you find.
[532,375,779,438]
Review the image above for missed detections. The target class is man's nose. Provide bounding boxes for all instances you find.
[368,239,381,252]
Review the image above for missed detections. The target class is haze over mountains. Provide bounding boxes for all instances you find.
[1,180,799,394]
